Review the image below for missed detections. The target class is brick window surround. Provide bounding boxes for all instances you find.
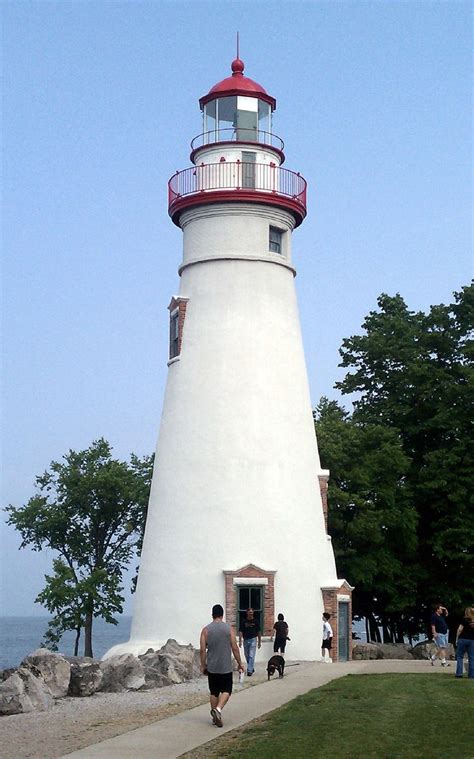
[223,564,276,637]
[318,470,330,531]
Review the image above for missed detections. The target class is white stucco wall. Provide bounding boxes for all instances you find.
[104,200,340,663]
[180,204,294,268]
[193,143,282,167]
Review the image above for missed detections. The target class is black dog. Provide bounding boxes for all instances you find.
[267,655,285,680]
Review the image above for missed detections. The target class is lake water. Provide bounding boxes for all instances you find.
[0,616,132,669]
[1,616,368,670]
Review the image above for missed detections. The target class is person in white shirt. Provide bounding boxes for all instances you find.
[321,612,333,662]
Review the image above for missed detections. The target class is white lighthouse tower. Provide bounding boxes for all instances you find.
[107,57,352,662]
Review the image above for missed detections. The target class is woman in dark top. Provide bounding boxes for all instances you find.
[455,606,474,679]
[272,613,289,654]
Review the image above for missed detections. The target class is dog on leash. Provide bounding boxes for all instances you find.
[267,654,285,680]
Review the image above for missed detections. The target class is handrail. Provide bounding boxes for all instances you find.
[168,162,306,210]
[190,128,285,152]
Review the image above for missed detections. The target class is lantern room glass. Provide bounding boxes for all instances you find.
[203,97,273,145]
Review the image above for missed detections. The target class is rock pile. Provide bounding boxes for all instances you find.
[352,640,456,661]
[0,639,201,715]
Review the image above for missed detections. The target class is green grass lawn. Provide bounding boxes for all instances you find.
[187,674,473,758]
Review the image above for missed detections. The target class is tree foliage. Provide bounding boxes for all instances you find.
[314,398,418,642]
[328,284,473,637]
[6,439,153,656]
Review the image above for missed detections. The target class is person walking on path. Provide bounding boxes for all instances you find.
[272,613,290,654]
[200,604,245,728]
[238,608,261,676]
[321,612,333,662]
[430,604,450,667]
[455,606,474,679]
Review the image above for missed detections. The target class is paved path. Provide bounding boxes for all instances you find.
[64,659,450,758]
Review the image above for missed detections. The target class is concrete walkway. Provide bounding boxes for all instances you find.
[64,659,450,758]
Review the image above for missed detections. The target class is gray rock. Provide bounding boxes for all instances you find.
[0,667,54,714]
[21,648,71,699]
[352,643,383,660]
[410,640,455,661]
[138,639,201,689]
[65,656,103,697]
[1,668,16,682]
[99,654,145,692]
[375,643,414,660]
[163,639,201,676]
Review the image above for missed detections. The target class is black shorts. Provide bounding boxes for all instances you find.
[274,637,287,653]
[322,638,332,650]
[208,671,233,697]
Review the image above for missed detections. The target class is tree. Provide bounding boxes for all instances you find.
[335,285,474,634]
[6,439,153,657]
[314,398,418,642]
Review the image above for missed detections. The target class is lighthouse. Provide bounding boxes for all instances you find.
[106,57,353,663]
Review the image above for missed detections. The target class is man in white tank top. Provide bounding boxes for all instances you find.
[200,604,245,728]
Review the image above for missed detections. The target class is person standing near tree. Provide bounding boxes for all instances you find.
[200,604,244,728]
[238,608,261,676]
[430,604,450,667]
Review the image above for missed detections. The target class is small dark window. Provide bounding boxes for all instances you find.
[269,226,283,254]
[170,311,179,359]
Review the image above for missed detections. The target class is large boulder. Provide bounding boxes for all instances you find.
[375,643,414,660]
[65,656,103,697]
[0,668,16,681]
[159,639,201,679]
[99,654,145,692]
[139,639,201,689]
[410,640,455,661]
[352,643,383,660]
[21,648,71,699]
[0,667,54,714]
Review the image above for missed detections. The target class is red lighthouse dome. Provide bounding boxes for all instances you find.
[199,58,277,110]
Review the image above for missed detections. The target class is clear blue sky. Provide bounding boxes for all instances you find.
[2,0,472,616]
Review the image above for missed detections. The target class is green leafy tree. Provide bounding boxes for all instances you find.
[335,285,474,634]
[314,398,418,642]
[6,439,154,657]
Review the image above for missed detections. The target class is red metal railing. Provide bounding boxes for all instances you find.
[168,162,307,212]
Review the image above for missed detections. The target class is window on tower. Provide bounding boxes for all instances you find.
[269,226,283,255]
[170,311,179,359]
[168,296,189,362]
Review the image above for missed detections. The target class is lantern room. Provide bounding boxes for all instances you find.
[202,93,272,143]
[192,58,284,154]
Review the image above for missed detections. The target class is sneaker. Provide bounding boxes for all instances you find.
[429,654,435,666]
[211,707,223,727]
[441,661,450,667]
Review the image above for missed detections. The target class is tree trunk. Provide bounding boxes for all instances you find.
[381,618,391,643]
[395,620,405,644]
[365,616,370,643]
[84,607,93,658]
[74,626,81,656]
[368,613,381,642]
